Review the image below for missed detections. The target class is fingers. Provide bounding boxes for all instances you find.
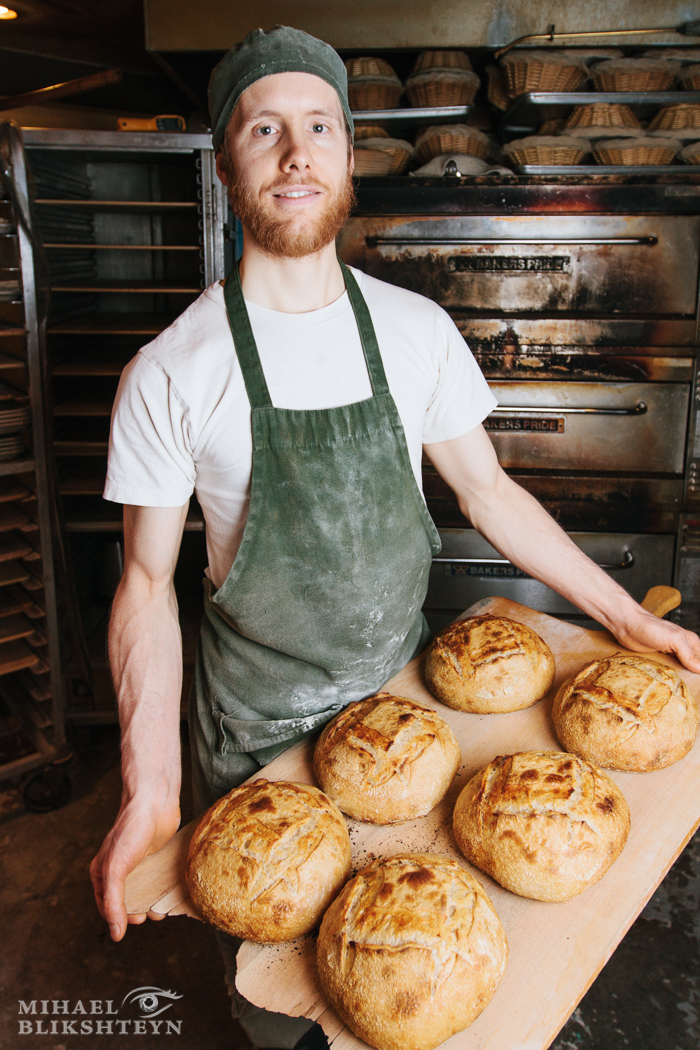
[619,611,700,674]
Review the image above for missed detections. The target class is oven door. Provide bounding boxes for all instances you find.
[486,380,689,474]
[423,528,676,633]
[338,213,700,347]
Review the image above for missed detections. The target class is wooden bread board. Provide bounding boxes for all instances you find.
[124,597,700,1050]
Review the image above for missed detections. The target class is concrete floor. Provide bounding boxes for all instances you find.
[0,724,698,1050]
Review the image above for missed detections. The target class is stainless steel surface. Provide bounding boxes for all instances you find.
[424,529,676,627]
[339,214,700,316]
[352,106,471,129]
[22,129,213,153]
[367,237,659,246]
[199,149,227,288]
[517,166,700,175]
[144,0,698,50]
[487,381,688,473]
[433,550,636,569]
[503,91,700,133]
[3,127,67,757]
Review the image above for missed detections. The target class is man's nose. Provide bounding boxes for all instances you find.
[280,126,311,172]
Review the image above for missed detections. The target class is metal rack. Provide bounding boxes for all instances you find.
[499,90,700,137]
[21,128,227,722]
[0,124,70,798]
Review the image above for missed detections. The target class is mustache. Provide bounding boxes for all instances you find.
[265,176,328,195]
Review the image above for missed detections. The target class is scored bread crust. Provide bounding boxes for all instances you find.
[185,779,351,942]
[317,852,508,1050]
[552,654,699,771]
[453,751,630,902]
[313,693,461,824]
[424,614,556,712]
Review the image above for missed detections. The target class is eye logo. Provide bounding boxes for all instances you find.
[121,986,183,1018]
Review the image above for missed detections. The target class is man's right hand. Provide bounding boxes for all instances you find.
[90,793,181,941]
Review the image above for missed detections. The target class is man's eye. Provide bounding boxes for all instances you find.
[312,123,326,133]
[257,125,274,136]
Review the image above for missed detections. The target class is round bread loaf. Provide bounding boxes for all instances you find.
[313,692,461,823]
[424,614,556,712]
[185,779,351,941]
[317,852,507,1050]
[453,751,630,901]
[552,653,699,771]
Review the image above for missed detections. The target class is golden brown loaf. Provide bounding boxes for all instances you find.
[317,852,507,1050]
[424,614,556,712]
[313,693,461,824]
[453,751,630,901]
[185,779,351,942]
[552,653,699,771]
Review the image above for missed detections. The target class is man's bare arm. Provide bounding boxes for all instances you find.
[425,426,700,673]
[89,502,188,941]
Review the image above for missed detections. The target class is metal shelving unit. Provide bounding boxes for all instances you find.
[0,124,70,796]
[21,128,226,722]
[499,90,700,137]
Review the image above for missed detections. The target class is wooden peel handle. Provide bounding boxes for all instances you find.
[640,585,681,619]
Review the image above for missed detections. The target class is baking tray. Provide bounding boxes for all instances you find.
[501,90,700,136]
[515,163,700,175]
[352,105,471,132]
[125,595,700,1050]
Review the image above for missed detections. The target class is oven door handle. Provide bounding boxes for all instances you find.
[366,236,658,246]
[432,551,636,570]
[490,402,648,416]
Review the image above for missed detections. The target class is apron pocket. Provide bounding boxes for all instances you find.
[212,704,344,755]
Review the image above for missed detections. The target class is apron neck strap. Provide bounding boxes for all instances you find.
[224,258,390,410]
[338,260,390,397]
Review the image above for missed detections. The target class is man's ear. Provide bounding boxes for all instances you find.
[215,150,230,187]
[349,147,355,177]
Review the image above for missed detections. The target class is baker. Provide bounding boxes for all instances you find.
[90,24,700,1050]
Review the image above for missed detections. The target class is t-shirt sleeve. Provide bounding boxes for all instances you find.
[103,351,196,507]
[422,308,498,445]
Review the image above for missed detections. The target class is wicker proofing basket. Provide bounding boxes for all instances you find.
[405,70,480,107]
[680,141,700,163]
[502,135,589,166]
[414,124,490,163]
[679,64,700,90]
[354,125,390,139]
[348,76,402,111]
[591,58,680,92]
[570,125,644,140]
[649,103,700,132]
[565,102,640,129]
[593,136,682,165]
[352,148,395,176]
[345,56,398,78]
[413,49,472,73]
[501,50,588,95]
[354,137,413,174]
[486,64,512,110]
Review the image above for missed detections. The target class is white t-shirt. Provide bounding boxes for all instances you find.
[104,266,497,589]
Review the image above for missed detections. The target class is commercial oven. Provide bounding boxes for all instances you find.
[337,177,700,631]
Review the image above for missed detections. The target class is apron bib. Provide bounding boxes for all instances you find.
[190,261,441,801]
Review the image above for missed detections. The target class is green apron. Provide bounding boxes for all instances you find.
[189,261,441,805]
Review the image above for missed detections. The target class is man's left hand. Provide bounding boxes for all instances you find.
[607,608,700,675]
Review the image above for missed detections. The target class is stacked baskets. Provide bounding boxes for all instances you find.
[346,57,403,111]
[502,135,590,167]
[405,50,479,107]
[353,125,413,175]
[414,124,490,164]
[589,57,680,91]
[500,50,589,95]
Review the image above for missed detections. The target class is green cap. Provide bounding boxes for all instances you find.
[208,25,354,151]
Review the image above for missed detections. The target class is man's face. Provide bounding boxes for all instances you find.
[216,71,355,259]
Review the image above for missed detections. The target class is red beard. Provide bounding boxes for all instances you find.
[225,167,356,259]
